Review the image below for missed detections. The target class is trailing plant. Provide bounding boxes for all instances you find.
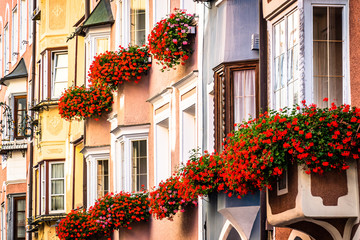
[58,85,113,121]
[56,209,98,240]
[149,175,197,220]
[89,46,151,90]
[148,9,195,71]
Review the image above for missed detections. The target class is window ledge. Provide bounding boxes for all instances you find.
[32,213,66,225]
[31,100,59,112]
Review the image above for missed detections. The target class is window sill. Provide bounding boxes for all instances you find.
[31,100,59,112]
[32,213,66,225]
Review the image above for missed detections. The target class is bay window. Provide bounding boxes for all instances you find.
[38,161,65,215]
[49,162,65,212]
[214,61,259,152]
[313,6,344,108]
[40,49,68,100]
[273,9,300,110]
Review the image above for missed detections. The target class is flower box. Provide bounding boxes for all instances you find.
[267,160,359,226]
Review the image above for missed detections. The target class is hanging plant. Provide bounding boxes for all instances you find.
[89,46,152,90]
[58,85,113,121]
[56,209,98,240]
[149,175,197,220]
[148,9,196,71]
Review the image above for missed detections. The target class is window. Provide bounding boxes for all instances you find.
[14,96,27,138]
[97,160,109,198]
[313,6,343,108]
[153,0,169,24]
[181,105,196,163]
[113,125,149,193]
[0,36,2,77]
[85,32,110,87]
[12,6,18,64]
[49,162,65,212]
[83,148,110,207]
[51,52,68,99]
[131,140,147,192]
[1,203,5,240]
[40,164,45,214]
[20,0,27,53]
[155,118,170,185]
[4,25,9,74]
[28,0,33,43]
[130,0,146,45]
[40,50,68,100]
[273,9,299,110]
[14,197,25,240]
[213,61,259,152]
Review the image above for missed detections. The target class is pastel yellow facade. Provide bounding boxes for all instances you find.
[30,0,85,239]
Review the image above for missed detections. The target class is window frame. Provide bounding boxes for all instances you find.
[40,47,68,101]
[213,60,259,152]
[11,6,18,65]
[130,138,148,192]
[84,30,110,87]
[13,95,27,139]
[13,196,26,240]
[19,0,27,55]
[48,161,65,213]
[113,125,149,193]
[96,159,109,198]
[303,0,350,106]
[4,24,9,75]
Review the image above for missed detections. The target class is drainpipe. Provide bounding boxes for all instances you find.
[259,0,268,240]
[28,0,37,239]
[85,0,90,19]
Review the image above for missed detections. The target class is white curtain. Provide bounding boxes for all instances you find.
[234,70,256,125]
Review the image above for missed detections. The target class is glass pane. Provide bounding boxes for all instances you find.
[96,38,109,54]
[132,140,147,191]
[17,199,25,211]
[329,77,343,105]
[18,98,26,110]
[314,77,329,108]
[51,180,64,194]
[313,42,328,76]
[51,196,64,211]
[130,0,146,45]
[53,82,68,98]
[329,42,343,76]
[17,212,25,226]
[17,227,25,238]
[329,7,342,40]
[51,163,64,178]
[139,175,147,189]
[313,7,327,40]
[54,68,68,83]
[55,54,68,68]
[139,157,147,174]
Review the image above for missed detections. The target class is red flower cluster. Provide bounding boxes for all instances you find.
[56,209,98,240]
[148,9,195,71]
[56,192,149,240]
[89,46,151,90]
[58,86,113,121]
[149,175,197,220]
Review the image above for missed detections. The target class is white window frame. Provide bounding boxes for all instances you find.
[19,0,27,55]
[4,24,9,74]
[303,0,350,105]
[48,161,65,213]
[40,163,45,214]
[1,203,5,240]
[11,6,18,65]
[269,4,300,110]
[151,91,172,186]
[0,35,2,78]
[153,0,170,25]
[180,0,197,16]
[113,125,149,193]
[28,0,33,44]
[122,0,149,46]
[82,147,110,207]
[51,50,68,100]
[84,28,110,87]
[175,74,198,165]
[95,159,110,199]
